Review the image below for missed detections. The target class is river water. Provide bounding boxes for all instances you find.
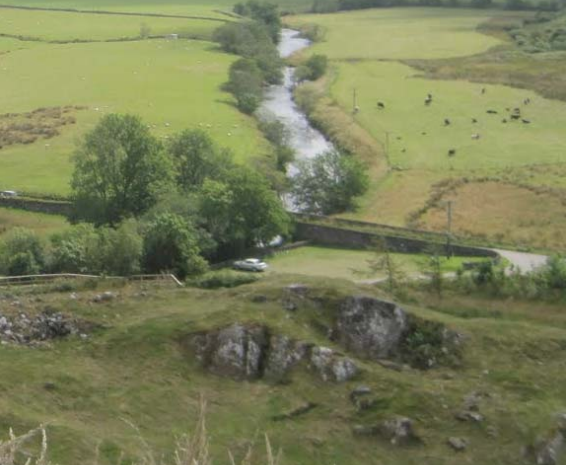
[257,29,334,178]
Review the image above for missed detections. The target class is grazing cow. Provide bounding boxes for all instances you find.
[510,114,521,120]
[486,109,498,114]
[444,118,451,126]
[522,119,531,124]
[472,118,478,123]
[448,149,456,157]
[424,98,432,106]
[402,148,406,153]
[523,98,531,105]
[502,119,508,123]
[471,133,480,140]
[422,131,427,135]
[377,101,385,109]
[513,107,521,114]
[481,88,486,94]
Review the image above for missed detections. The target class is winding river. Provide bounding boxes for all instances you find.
[258,29,335,178]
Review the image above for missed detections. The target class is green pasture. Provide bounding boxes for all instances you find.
[0,7,226,41]
[330,60,565,171]
[0,0,315,16]
[0,39,268,195]
[287,8,507,60]
[268,245,483,280]
[0,207,69,237]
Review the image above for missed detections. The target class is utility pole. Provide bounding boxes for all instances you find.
[352,88,358,114]
[446,200,453,259]
[385,131,390,165]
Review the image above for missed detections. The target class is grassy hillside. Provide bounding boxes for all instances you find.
[0,275,564,464]
[0,38,269,195]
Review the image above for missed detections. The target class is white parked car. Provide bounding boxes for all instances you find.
[0,190,17,198]
[233,258,268,272]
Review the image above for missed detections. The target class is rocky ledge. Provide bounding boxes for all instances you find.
[285,287,463,369]
[188,323,359,383]
[0,308,91,345]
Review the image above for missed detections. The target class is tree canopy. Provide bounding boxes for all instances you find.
[70,114,173,225]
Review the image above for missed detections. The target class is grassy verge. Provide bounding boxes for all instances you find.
[267,245,485,280]
[0,207,69,237]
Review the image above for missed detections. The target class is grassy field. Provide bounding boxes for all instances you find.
[268,245,483,280]
[287,8,565,252]
[0,0,315,16]
[0,207,68,237]
[331,60,564,171]
[0,275,564,464]
[0,38,269,195]
[288,8,505,60]
[0,7,227,41]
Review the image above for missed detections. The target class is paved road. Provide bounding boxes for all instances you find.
[493,249,549,274]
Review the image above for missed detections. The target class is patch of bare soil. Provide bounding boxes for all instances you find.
[0,105,87,150]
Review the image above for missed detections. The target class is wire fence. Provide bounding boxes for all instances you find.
[0,273,183,288]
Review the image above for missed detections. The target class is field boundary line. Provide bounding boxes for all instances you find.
[0,4,231,23]
[0,273,184,287]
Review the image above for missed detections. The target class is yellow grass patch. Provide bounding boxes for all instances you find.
[417,181,566,250]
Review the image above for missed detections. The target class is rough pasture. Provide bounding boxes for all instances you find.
[0,39,268,195]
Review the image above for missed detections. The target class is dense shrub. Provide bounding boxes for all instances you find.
[463,256,566,300]
[232,0,282,43]
[0,228,46,275]
[142,213,208,279]
[189,270,259,289]
[258,119,295,171]
[213,10,282,115]
[49,221,142,276]
[296,54,328,82]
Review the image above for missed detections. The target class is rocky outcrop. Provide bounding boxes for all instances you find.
[281,284,310,311]
[0,309,90,345]
[524,412,566,465]
[447,437,468,451]
[335,296,408,360]
[188,323,358,383]
[309,346,359,383]
[264,335,310,381]
[337,294,462,369]
[353,416,420,446]
[279,287,461,369]
[190,323,269,380]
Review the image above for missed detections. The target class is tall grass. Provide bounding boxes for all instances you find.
[0,398,281,465]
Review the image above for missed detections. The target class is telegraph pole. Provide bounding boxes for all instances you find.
[385,131,390,165]
[446,200,453,258]
[352,88,358,114]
